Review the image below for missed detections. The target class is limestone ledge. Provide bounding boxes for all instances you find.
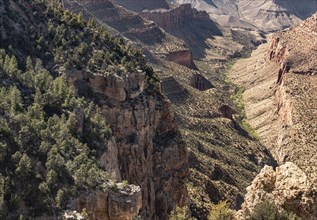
[65,70,145,101]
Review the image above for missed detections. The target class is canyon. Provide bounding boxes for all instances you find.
[229,12,317,217]
[64,0,317,219]
[175,0,317,32]
[1,0,317,219]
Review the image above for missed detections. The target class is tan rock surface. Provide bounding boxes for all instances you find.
[76,185,142,220]
[237,162,317,219]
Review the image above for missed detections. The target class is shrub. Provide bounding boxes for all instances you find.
[247,201,301,220]
[208,201,235,220]
[170,206,195,220]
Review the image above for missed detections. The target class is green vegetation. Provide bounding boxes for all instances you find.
[169,206,195,220]
[0,0,160,218]
[208,201,235,220]
[247,201,301,220]
[0,49,111,218]
[222,61,258,140]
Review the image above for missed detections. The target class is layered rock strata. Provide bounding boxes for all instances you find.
[141,4,210,31]
[166,50,197,69]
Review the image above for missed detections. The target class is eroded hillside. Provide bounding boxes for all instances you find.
[229,13,317,217]
[175,0,317,32]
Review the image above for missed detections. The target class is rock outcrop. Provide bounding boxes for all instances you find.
[166,50,197,69]
[76,185,142,220]
[66,69,189,219]
[140,3,222,58]
[141,4,210,31]
[190,73,213,91]
[102,89,188,219]
[237,162,317,219]
[65,70,145,101]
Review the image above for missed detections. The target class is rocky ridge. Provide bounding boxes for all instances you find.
[229,12,317,218]
[175,0,317,32]
[64,0,277,219]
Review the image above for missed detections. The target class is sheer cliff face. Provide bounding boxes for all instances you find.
[175,0,317,32]
[229,13,317,188]
[103,91,188,219]
[67,71,189,219]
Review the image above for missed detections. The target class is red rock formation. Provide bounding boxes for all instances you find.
[230,15,317,214]
[166,50,197,69]
[141,4,210,31]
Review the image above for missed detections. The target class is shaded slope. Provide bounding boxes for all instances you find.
[141,4,223,58]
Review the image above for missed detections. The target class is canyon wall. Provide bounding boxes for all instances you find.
[141,4,210,31]
[165,50,197,69]
[230,13,317,218]
[65,70,189,219]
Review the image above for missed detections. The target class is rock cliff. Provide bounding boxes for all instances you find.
[140,4,222,58]
[76,185,142,220]
[166,50,197,69]
[141,4,210,30]
[66,69,189,219]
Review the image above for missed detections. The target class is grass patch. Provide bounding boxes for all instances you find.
[222,61,259,140]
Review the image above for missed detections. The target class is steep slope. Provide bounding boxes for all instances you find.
[151,59,276,219]
[141,4,223,58]
[229,12,317,203]
[0,1,188,219]
[175,0,317,32]
[112,0,170,12]
[63,0,197,68]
